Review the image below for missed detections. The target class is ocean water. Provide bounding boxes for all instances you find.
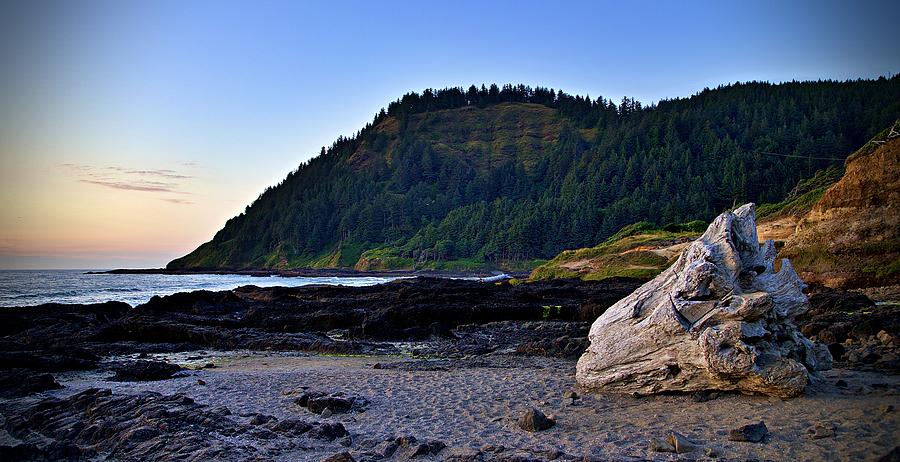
[0,270,407,307]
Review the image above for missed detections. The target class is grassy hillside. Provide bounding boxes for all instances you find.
[756,165,843,220]
[169,79,900,271]
[529,221,705,281]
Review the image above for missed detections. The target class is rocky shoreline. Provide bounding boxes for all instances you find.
[1,277,898,461]
[87,268,526,279]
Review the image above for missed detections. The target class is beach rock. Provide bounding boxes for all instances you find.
[877,446,900,462]
[517,408,555,432]
[375,439,400,457]
[305,393,367,414]
[249,413,276,425]
[563,389,579,404]
[294,390,325,407]
[309,422,348,441]
[322,451,355,462]
[796,286,900,370]
[1,388,252,459]
[0,369,62,397]
[649,437,675,452]
[807,422,835,439]
[0,349,99,372]
[268,418,311,435]
[410,440,447,457]
[728,421,769,443]
[110,360,182,381]
[668,431,697,453]
[576,204,831,398]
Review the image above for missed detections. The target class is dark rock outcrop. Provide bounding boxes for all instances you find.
[1,278,640,365]
[109,360,183,381]
[0,369,62,397]
[0,388,347,460]
[798,286,900,370]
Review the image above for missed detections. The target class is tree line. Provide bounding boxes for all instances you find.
[168,76,900,269]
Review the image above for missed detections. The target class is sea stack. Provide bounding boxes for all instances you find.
[576,203,831,398]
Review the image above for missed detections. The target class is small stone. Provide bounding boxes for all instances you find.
[728,421,768,443]
[321,407,333,418]
[196,379,206,385]
[668,431,697,453]
[649,437,675,452]
[248,414,275,426]
[338,435,352,447]
[875,447,900,462]
[807,423,835,439]
[397,435,417,447]
[410,440,446,457]
[835,379,848,388]
[374,440,399,457]
[563,389,579,404]
[631,391,643,399]
[692,391,710,402]
[373,363,382,369]
[321,451,354,462]
[883,405,895,413]
[307,395,355,414]
[517,408,555,432]
[704,447,717,458]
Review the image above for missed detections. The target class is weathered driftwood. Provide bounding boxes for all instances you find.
[576,204,831,398]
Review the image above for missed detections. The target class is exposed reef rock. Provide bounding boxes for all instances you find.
[576,204,831,398]
[0,388,347,461]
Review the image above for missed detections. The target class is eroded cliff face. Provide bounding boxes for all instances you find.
[782,123,900,289]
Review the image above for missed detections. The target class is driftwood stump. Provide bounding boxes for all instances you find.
[576,204,831,398]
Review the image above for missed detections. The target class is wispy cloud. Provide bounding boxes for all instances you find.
[161,198,193,204]
[78,179,177,193]
[105,166,193,180]
[62,163,195,204]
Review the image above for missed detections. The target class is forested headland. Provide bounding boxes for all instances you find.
[168,78,900,271]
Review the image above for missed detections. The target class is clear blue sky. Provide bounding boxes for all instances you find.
[0,0,898,269]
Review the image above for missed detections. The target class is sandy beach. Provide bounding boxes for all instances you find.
[36,351,899,461]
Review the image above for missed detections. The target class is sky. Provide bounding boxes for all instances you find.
[0,0,898,269]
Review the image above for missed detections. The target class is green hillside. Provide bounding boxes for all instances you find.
[168,79,900,270]
[529,221,706,281]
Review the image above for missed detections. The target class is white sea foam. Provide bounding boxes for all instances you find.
[0,270,406,307]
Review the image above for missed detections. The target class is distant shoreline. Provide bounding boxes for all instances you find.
[86,268,527,279]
